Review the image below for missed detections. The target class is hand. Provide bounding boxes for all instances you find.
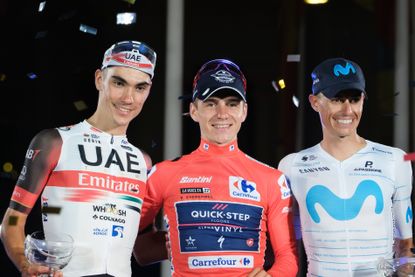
[165,232,171,261]
[247,267,271,277]
[21,262,63,277]
[397,263,415,277]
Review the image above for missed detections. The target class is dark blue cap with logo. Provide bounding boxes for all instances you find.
[192,59,247,102]
[311,58,366,98]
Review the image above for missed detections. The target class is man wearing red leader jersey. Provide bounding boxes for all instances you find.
[134,59,298,276]
[1,40,157,277]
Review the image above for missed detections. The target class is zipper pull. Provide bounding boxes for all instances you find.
[111,135,114,144]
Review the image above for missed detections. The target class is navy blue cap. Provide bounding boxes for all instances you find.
[311,58,365,98]
[192,59,247,102]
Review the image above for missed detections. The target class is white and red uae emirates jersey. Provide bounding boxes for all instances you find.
[10,120,147,277]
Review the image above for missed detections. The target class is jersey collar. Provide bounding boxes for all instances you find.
[197,139,240,155]
[81,120,128,144]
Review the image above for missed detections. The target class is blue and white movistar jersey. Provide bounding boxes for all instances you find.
[278,140,413,277]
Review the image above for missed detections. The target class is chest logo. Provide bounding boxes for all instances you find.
[407,206,413,223]
[78,145,141,174]
[306,180,383,223]
[333,62,356,76]
[229,176,260,202]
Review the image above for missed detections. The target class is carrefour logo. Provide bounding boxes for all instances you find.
[333,62,356,77]
[229,176,260,202]
[188,255,253,269]
[306,180,383,223]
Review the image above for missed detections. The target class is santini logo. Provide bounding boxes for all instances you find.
[179,176,212,184]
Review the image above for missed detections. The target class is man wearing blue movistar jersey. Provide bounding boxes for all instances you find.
[279,57,413,276]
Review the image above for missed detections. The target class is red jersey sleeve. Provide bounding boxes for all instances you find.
[266,171,298,276]
[9,128,62,213]
[139,163,166,232]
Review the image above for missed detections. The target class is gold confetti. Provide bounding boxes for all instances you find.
[73,100,88,111]
[3,162,13,173]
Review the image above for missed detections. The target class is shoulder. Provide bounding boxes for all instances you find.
[148,154,190,178]
[279,144,320,167]
[241,153,288,180]
[278,153,297,168]
[244,153,275,168]
[31,128,62,146]
[133,147,152,170]
[364,140,407,160]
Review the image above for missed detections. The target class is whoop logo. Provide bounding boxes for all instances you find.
[306,180,383,223]
[333,62,356,77]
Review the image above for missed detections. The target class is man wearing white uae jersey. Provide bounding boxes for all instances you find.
[1,40,157,277]
[279,58,413,276]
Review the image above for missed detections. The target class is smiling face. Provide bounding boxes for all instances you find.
[309,90,365,140]
[93,66,152,134]
[190,92,247,146]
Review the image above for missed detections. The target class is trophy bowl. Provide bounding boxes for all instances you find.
[24,231,74,276]
[377,257,415,277]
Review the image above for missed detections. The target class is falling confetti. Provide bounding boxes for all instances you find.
[41,206,62,214]
[38,1,46,12]
[79,24,97,35]
[292,95,299,108]
[27,73,38,79]
[73,100,88,111]
[3,162,13,173]
[278,79,286,89]
[287,54,301,62]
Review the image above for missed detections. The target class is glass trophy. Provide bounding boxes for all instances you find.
[24,231,74,277]
[377,257,415,277]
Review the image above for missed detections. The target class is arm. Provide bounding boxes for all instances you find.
[394,238,414,258]
[1,209,51,276]
[139,148,153,172]
[266,173,298,276]
[1,129,61,276]
[133,227,168,266]
[392,150,414,257]
[247,268,271,277]
[133,164,168,265]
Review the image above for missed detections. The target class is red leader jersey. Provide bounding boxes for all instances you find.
[140,139,297,276]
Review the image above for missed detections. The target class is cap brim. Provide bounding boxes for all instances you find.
[200,86,246,102]
[321,83,365,99]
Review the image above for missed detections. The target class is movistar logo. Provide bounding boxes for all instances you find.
[306,180,383,223]
[406,206,413,223]
[333,62,356,76]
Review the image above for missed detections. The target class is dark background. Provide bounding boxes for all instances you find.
[0,0,411,276]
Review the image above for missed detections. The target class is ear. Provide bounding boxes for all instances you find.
[95,69,103,91]
[189,102,199,122]
[241,102,248,123]
[308,94,320,112]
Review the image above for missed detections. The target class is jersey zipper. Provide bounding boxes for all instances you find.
[339,161,352,274]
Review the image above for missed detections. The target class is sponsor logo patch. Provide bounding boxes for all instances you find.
[229,176,260,202]
[188,255,253,269]
[180,187,211,194]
